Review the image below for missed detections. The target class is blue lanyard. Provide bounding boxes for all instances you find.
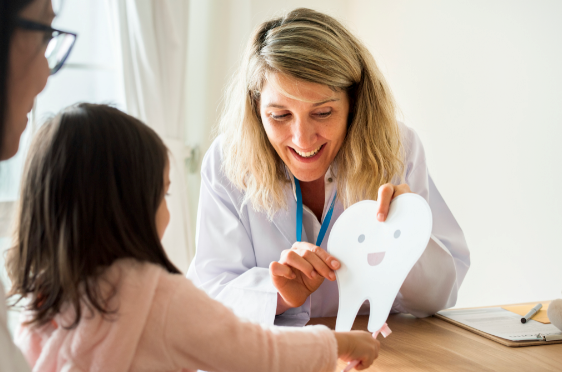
[294,176,337,246]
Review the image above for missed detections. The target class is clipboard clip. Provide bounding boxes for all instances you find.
[536,333,562,341]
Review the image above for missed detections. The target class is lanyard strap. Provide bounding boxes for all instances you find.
[294,176,337,247]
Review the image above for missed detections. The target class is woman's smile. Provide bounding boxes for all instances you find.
[291,144,323,158]
[289,143,326,161]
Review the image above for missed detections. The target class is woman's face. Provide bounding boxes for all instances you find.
[156,161,171,240]
[259,74,350,183]
[2,0,54,160]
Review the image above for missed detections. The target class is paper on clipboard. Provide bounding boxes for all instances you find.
[502,303,550,324]
[437,307,562,341]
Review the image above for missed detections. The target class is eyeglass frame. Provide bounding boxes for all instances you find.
[16,18,77,75]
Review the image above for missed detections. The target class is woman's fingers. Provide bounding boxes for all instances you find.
[300,248,337,280]
[376,183,412,221]
[295,241,340,270]
[280,249,317,280]
[291,242,339,280]
[377,184,395,222]
[276,242,340,281]
[269,261,296,279]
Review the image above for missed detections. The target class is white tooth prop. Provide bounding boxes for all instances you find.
[294,145,322,158]
[327,194,433,332]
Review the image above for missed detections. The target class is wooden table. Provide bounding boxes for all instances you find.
[307,313,562,371]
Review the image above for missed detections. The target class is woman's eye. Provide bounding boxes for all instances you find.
[315,110,332,118]
[270,113,290,120]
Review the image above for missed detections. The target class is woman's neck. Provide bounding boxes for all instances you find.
[299,176,325,222]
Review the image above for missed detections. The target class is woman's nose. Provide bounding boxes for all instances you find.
[292,117,317,149]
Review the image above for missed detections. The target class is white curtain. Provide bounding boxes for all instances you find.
[113,0,193,272]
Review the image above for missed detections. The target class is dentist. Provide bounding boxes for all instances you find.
[187,8,470,326]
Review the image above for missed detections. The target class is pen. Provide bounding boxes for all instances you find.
[521,303,542,324]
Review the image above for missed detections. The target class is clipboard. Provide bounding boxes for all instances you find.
[435,302,562,348]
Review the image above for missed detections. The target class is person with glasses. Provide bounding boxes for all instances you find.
[0,0,75,370]
[0,0,76,161]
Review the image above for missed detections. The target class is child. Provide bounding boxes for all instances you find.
[6,103,379,372]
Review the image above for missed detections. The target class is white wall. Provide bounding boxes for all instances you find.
[347,0,562,307]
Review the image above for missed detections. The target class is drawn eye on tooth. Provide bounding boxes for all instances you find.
[394,230,401,239]
[358,234,365,243]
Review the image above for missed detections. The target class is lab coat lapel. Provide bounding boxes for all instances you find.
[271,185,308,247]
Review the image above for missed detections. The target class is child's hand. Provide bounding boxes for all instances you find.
[334,331,380,370]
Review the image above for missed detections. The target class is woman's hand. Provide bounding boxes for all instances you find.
[270,242,340,313]
[376,183,412,222]
[334,331,380,370]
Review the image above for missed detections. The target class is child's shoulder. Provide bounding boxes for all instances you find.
[104,258,190,297]
[98,259,158,300]
[107,258,164,278]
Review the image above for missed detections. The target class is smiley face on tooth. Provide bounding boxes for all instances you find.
[361,229,402,266]
[367,251,385,266]
[327,194,433,332]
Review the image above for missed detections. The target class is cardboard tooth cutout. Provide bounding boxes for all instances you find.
[328,193,433,332]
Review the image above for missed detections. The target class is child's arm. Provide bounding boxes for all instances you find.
[162,275,378,372]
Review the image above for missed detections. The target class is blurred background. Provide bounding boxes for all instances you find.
[1,0,561,332]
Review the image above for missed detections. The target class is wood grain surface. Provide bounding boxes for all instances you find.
[307,313,562,371]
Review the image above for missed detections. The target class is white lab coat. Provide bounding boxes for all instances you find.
[187,123,470,327]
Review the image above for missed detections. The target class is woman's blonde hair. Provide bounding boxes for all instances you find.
[220,8,404,219]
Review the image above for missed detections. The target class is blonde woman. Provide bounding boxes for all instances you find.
[187,8,470,327]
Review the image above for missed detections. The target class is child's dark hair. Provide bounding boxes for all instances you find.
[6,103,180,328]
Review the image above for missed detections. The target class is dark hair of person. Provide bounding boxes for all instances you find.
[0,0,34,157]
[6,103,180,328]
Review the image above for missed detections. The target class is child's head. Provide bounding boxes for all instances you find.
[7,103,180,327]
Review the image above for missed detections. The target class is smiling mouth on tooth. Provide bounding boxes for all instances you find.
[293,144,323,158]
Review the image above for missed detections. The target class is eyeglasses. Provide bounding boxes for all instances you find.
[17,18,77,75]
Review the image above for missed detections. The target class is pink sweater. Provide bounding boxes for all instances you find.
[15,259,337,372]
